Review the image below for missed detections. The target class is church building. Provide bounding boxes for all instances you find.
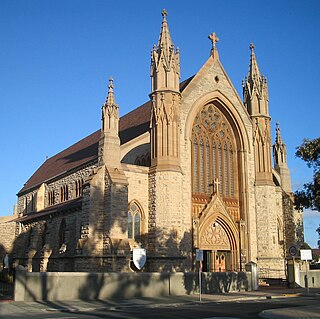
[11,11,303,278]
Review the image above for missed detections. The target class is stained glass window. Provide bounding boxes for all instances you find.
[191,102,237,198]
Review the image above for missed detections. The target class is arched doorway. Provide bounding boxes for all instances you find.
[198,209,239,272]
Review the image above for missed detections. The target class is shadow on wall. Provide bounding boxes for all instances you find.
[11,222,251,301]
[78,272,170,300]
[8,178,251,302]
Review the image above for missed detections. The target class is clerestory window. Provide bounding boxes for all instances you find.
[74,179,84,198]
[60,185,69,202]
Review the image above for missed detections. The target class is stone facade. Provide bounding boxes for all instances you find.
[0,216,16,269]
[1,11,303,279]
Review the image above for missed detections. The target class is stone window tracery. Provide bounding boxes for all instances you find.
[192,102,237,198]
[128,201,142,241]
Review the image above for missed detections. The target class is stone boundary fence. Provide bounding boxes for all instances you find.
[14,266,256,301]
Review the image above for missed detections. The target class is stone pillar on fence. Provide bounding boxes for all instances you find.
[245,261,258,290]
[14,265,26,301]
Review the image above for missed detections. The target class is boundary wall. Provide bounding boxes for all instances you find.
[299,269,320,288]
[14,266,254,301]
[287,261,320,288]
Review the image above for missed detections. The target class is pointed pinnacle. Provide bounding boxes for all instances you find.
[157,8,173,56]
[106,77,116,106]
[275,122,283,144]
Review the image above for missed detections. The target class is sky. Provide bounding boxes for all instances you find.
[0,0,319,248]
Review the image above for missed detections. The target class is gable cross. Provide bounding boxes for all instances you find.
[208,32,219,49]
[209,178,221,195]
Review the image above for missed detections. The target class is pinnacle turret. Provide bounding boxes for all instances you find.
[244,44,273,185]
[102,77,119,134]
[151,9,180,93]
[273,123,287,166]
[275,122,284,145]
[150,10,181,171]
[273,123,292,193]
[99,77,121,168]
[243,43,269,116]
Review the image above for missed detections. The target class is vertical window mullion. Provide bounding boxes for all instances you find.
[206,138,210,194]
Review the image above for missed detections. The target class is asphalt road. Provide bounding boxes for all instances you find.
[1,296,318,319]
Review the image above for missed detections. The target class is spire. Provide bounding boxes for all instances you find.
[273,122,287,166]
[98,77,121,168]
[150,10,181,171]
[157,9,174,58]
[151,9,180,93]
[243,43,269,116]
[275,122,284,145]
[273,123,292,193]
[102,77,119,134]
[244,43,273,185]
[105,77,117,108]
[248,43,262,80]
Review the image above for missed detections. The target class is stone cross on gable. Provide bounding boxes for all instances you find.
[209,178,221,195]
[209,32,219,49]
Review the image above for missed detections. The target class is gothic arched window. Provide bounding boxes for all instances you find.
[192,102,237,198]
[128,201,142,241]
[60,185,69,202]
[74,179,84,198]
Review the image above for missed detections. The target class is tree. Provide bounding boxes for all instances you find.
[294,137,320,211]
[294,137,320,248]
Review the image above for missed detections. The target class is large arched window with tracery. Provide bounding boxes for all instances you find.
[192,102,237,198]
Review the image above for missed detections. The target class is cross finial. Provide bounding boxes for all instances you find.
[209,32,219,49]
[250,42,255,52]
[209,178,221,195]
[108,77,114,92]
[162,9,168,19]
[214,178,220,194]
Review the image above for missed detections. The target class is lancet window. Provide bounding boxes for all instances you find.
[74,179,84,198]
[48,190,55,206]
[128,201,142,241]
[192,102,237,198]
[60,185,69,202]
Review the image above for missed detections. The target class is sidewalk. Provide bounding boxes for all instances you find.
[0,287,319,318]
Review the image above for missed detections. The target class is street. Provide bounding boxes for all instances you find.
[1,296,319,319]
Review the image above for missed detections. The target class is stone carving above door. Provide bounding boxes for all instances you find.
[200,221,230,250]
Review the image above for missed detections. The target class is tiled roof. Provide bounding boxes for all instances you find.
[18,76,194,195]
[18,130,101,194]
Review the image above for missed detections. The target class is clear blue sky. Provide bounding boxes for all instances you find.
[0,0,319,247]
